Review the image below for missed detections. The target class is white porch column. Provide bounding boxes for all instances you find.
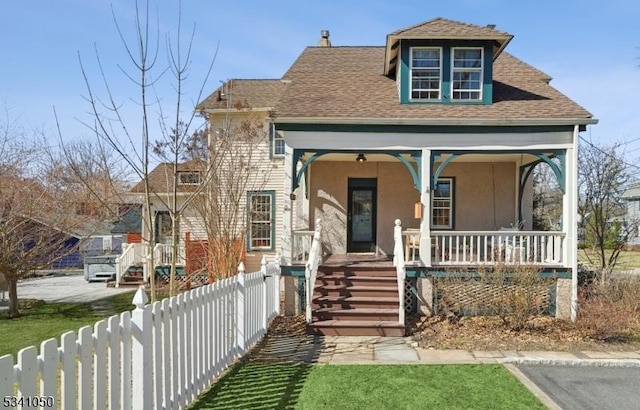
[562,126,580,321]
[419,149,432,267]
[282,145,294,265]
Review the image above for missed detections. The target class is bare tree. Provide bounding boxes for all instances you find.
[578,139,633,283]
[0,114,82,318]
[193,100,273,281]
[75,0,215,299]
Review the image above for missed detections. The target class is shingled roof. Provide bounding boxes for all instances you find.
[196,18,595,126]
[384,18,513,74]
[130,159,205,194]
[274,46,593,123]
[197,79,288,112]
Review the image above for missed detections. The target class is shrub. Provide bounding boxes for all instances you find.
[436,264,552,331]
[577,277,640,342]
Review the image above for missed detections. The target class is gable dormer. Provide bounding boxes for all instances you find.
[384,18,513,105]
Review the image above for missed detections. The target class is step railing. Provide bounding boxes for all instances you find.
[292,229,315,264]
[431,231,566,266]
[305,219,322,324]
[393,219,406,326]
[115,243,148,287]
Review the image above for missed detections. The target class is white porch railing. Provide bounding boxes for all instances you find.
[292,229,315,264]
[393,219,406,326]
[305,219,322,324]
[430,231,566,266]
[0,258,281,409]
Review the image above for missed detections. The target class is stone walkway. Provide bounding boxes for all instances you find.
[249,334,640,367]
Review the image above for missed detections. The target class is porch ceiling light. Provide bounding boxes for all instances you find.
[356,153,367,163]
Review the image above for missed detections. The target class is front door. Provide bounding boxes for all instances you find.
[347,178,377,252]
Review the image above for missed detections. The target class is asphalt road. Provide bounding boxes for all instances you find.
[2,272,134,305]
[516,364,640,410]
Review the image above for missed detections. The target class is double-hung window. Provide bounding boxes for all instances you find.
[451,48,483,101]
[248,191,275,250]
[432,178,453,229]
[410,48,441,100]
[271,124,285,158]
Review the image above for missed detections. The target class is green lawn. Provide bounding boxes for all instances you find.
[0,291,136,359]
[189,363,545,410]
[579,249,640,271]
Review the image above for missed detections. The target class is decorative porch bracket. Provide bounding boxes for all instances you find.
[431,153,460,190]
[291,149,422,192]
[518,151,565,223]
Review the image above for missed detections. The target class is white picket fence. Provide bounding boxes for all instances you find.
[0,257,281,409]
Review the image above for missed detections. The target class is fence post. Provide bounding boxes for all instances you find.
[260,256,268,332]
[131,286,152,408]
[236,262,246,357]
[274,253,281,315]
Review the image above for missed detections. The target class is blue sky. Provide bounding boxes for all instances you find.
[1,0,639,162]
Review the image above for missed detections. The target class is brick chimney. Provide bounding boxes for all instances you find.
[317,29,331,47]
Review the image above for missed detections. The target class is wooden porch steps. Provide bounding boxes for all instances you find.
[307,266,404,337]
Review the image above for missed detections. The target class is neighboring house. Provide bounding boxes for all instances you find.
[622,183,640,246]
[195,17,596,334]
[114,160,209,286]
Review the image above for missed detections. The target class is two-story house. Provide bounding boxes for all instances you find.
[197,18,595,336]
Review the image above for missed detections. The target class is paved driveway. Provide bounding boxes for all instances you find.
[516,364,640,410]
[5,272,134,304]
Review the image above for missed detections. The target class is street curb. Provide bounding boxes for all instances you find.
[500,357,640,367]
[504,364,562,410]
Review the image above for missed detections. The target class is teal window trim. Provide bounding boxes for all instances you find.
[270,124,285,159]
[432,177,455,229]
[246,190,276,251]
[400,40,493,104]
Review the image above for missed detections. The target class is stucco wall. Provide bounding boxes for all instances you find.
[309,160,524,255]
[440,162,517,231]
[310,161,420,255]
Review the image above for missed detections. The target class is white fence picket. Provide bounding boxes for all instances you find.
[60,331,77,410]
[40,339,58,400]
[16,346,37,409]
[3,261,281,410]
[108,315,121,410]
[94,319,108,408]
[77,326,92,409]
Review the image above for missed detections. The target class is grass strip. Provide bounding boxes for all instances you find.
[189,363,545,410]
[0,291,136,359]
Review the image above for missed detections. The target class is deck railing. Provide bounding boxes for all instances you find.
[430,231,565,266]
[152,243,186,267]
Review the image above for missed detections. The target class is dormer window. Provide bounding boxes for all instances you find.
[410,48,441,100]
[178,171,201,185]
[452,48,483,101]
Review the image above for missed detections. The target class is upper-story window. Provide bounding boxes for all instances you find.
[271,124,285,158]
[410,48,441,100]
[451,48,483,101]
[177,171,201,185]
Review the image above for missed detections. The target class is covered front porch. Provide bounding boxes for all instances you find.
[279,139,578,331]
[285,149,571,270]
